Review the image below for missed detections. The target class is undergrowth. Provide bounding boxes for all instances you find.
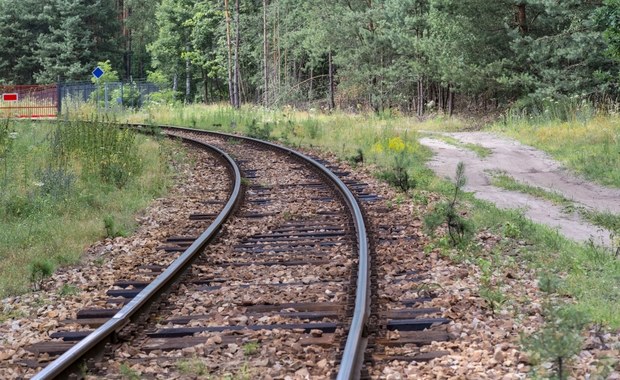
[0,119,177,296]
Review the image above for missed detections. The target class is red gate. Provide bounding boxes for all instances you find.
[0,84,58,118]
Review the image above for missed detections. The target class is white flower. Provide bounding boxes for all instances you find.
[33,181,44,187]
[8,132,17,139]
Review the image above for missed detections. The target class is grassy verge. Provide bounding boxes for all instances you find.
[0,120,178,297]
[98,104,620,329]
[492,114,620,188]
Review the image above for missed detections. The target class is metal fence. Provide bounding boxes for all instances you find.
[0,81,160,119]
[60,81,160,114]
[0,84,58,118]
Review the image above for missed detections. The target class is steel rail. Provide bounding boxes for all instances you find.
[32,133,242,380]
[154,125,370,380]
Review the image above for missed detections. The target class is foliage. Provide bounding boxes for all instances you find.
[103,215,127,238]
[522,303,588,380]
[0,121,175,297]
[424,162,474,246]
[245,119,273,140]
[58,284,80,297]
[28,258,54,290]
[494,114,620,188]
[374,136,417,192]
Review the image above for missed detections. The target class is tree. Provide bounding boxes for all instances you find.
[35,0,121,83]
[509,0,617,102]
[0,0,47,84]
[124,0,163,79]
[148,0,193,98]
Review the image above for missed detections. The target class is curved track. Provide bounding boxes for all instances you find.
[26,125,370,379]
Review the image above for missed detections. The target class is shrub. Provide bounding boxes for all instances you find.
[424,162,474,246]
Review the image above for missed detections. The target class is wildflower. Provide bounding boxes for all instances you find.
[387,137,405,153]
[371,142,384,154]
[33,181,44,187]
[8,132,17,139]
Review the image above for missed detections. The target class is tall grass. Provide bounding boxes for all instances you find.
[0,120,175,297]
[496,99,620,188]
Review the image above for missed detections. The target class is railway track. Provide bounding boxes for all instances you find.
[1,123,455,379]
[12,125,368,379]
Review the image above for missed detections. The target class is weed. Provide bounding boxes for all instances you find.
[103,215,127,238]
[432,134,492,158]
[28,259,54,290]
[375,137,417,192]
[0,308,27,323]
[177,357,208,376]
[242,341,259,356]
[93,257,105,266]
[246,119,273,140]
[479,286,508,313]
[489,172,570,206]
[37,166,75,200]
[502,221,522,239]
[119,363,141,380]
[538,272,562,294]
[348,148,364,166]
[58,284,80,297]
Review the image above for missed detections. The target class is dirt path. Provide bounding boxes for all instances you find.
[419,132,620,248]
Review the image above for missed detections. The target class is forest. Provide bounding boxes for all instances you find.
[1,0,619,115]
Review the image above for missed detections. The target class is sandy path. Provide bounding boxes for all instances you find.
[419,132,620,247]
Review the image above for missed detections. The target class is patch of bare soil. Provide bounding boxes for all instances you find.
[420,132,620,248]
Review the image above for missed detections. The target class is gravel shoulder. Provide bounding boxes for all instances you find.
[419,132,620,247]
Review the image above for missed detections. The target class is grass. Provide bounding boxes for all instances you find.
[428,134,493,158]
[489,171,572,206]
[489,172,620,236]
[0,120,177,297]
[493,114,620,188]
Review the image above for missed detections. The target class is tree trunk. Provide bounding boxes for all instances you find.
[173,72,178,93]
[233,0,240,108]
[448,85,454,117]
[185,43,191,104]
[516,3,527,35]
[308,67,313,101]
[438,85,444,113]
[203,68,208,103]
[417,77,424,117]
[224,0,234,106]
[328,50,335,110]
[263,0,269,107]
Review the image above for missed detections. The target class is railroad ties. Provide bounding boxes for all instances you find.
[23,126,453,379]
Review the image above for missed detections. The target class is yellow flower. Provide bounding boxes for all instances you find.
[387,137,405,153]
[371,142,384,154]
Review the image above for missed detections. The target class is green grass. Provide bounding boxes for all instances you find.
[0,120,177,297]
[489,172,620,236]
[493,114,620,188]
[489,172,572,206]
[428,134,493,158]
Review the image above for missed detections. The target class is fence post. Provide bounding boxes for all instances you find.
[104,83,109,109]
[56,79,62,117]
